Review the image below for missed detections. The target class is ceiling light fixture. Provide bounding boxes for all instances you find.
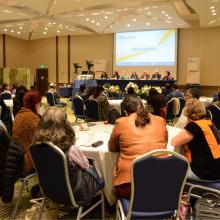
[124,8,128,11]
[162,11,166,14]
[65,26,69,28]
[127,24,131,27]
[48,22,52,25]
[57,30,60,33]
[211,9,216,12]
[17,31,21,34]
[147,12,152,15]
[116,9,121,12]
[45,27,48,30]
[168,17,172,19]
[104,16,108,19]
[210,6,215,9]
[92,12,100,15]
[133,18,136,22]
[2,9,11,13]
[91,20,95,23]
[59,24,63,27]
[19,26,23,29]
[77,14,84,16]
[212,13,217,15]
[165,14,169,17]
[96,22,100,26]
[10,30,14,33]
[43,31,46,35]
[3,29,7,32]
[53,22,56,25]
[86,18,90,21]
[146,22,150,26]
[145,7,149,10]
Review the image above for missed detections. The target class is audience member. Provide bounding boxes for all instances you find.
[127,87,137,97]
[162,71,174,80]
[151,70,161,80]
[77,84,87,100]
[101,72,108,79]
[130,72,139,80]
[140,70,150,80]
[162,83,172,97]
[171,98,220,181]
[12,91,41,173]
[108,96,168,198]
[89,85,110,120]
[0,83,11,96]
[33,107,103,206]
[214,92,220,108]
[212,87,220,102]
[47,83,67,107]
[150,94,167,119]
[166,84,184,101]
[0,97,12,132]
[11,81,19,95]
[175,88,201,128]
[13,85,28,117]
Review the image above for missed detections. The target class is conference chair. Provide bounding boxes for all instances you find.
[177,97,186,117]
[45,92,63,107]
[72,95,87,121]
[12,173,38,218]
[207,104,220,130]
[116,149,189,220]
[85,100,100,121]
[30,142,105,220]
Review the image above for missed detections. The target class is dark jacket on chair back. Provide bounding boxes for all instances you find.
[0,127,23,203]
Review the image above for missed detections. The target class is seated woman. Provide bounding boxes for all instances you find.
[101,72,108,79]
[162,71,174,80]
[171,98,220,181]
[89,85,110,120]
[108,96,168,198]
[12,91,41,174]
[34,107,103,205]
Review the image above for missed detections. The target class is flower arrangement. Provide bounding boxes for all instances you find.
[151,86,162,93]
[107,85,120,96]
[139,85,150,95]
[125,82,140,94]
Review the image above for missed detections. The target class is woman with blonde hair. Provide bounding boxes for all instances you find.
[171,98,220,181]
[34,107,103,205]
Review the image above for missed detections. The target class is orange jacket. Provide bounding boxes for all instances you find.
[108,113,168,186]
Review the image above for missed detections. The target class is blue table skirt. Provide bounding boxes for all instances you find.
[58,87,73,97]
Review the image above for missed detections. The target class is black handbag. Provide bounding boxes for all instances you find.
[68,162,104,206]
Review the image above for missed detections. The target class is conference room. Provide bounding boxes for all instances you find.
[1,0,220,219]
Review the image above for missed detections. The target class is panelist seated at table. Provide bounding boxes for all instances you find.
[140,70,150,80]
[100,72,109,79]
[108,96,168,198]
[112,71,120,79]
[171,98,220,181]
[151,70,161,80]
[162,71,174,80]
[130,72,139,80]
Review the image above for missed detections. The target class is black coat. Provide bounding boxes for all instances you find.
[0,127,24,203]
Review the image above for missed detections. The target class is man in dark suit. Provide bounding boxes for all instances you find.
[151,70,161,80]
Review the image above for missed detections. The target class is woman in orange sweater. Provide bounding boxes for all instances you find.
[108,96,168,198]
[12,91,41,174]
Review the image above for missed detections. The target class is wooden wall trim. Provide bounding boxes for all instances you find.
[56,36,58,83]
[67,35,70,83]
[3,34,6,67]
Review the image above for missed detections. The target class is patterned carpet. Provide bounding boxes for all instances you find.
[0,98,115,219]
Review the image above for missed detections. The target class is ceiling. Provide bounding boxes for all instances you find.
[0,0,219,40]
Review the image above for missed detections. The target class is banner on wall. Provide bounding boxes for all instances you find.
[187,57,200,84]
[94,59,107,72]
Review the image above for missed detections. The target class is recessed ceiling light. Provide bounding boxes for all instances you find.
[57,30,60,33]
[210,6,215,9]
[104,16,108,19]
[208,20,216,24]
[59,24,63,27]
[109,24,113,28]
[86,18,90,21]
[165,20,171,23]
[17,31,21,35]
[116,9,121,12]
[165,14,169,16]
[133,18,136,22]
[127,24,131,27]
[96,22,100,26]
[77,14,84,16]
[48,22,52,25]
[65,26,69,28]
[168,17,172,19]
[147,12,152,15]
[212,13,217,15]
[19,26,23,30]
[53,22,56,25]
[152,6,157,9]
[92,12,100,15]
[10,30,14,33]
[43,31,46,35]
[3,29,7,32]
[101,11,105,13]
[45,27,48,30]
[70,29,75,31]
[145,7,149,10]
[91,20,95,23]
[2,9,11,13]
[162,11,166,14]
[105,11,113,14]
[146,22,150,26]
[211,9,216,12]
[124,8,128,11]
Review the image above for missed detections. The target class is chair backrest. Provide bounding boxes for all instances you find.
[207,104,220,130]
[30,142,78,207]
[0,93,12,100]
[72,95,86,119]
[85,99,100,121]
[128,149,189,219]
[177,97,186,117]
[45,92,55,106]
[166,98,175,120]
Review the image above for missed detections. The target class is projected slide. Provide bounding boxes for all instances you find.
[115,30,176,66]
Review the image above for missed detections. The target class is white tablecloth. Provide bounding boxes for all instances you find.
[73,122,181,205]
[3,99,13,109]
[199,96,213,103]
